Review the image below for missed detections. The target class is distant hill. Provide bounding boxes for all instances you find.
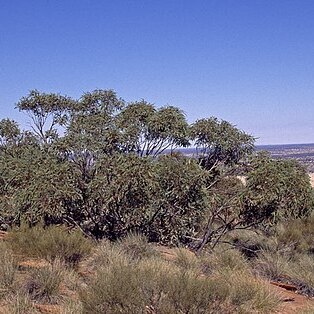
[177,143,314,172]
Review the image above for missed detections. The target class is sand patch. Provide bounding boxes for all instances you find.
[310,173,314,188]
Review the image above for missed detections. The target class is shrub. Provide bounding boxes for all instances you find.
[80,256,147,313]
[80,257,217,313]
[244,154,314,225]
[160,269,215,313]
[7,225,93,266]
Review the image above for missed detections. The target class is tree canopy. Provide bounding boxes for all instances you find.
[0,89,313,250]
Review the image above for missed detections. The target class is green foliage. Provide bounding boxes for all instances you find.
[191,117,254,169]
[244,152,314,224]
[118,101,190,156]
[0,119,21,148]
[2,88,314,253]
[0,146,80,226]
[148,154,209,244]
[7,225,93,266]
[77,153,208,243]
[16,90,76,144]
[60,89,125,158]
[85,153,156,239]
[194,176,248,253]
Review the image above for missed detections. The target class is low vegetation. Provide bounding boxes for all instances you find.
[6,225,93,266]
[0,230,282,313]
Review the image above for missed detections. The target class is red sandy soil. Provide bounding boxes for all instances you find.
[272,284,314,313]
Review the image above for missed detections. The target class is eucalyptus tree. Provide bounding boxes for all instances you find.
[0,119,21,149]
[3,89,313,251]
[191,117,255,171]
[55,89,125,183]
[117,101,190,157]
[16,90,76,145]
[188,117,255,252]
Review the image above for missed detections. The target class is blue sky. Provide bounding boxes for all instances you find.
[1,0,314,144]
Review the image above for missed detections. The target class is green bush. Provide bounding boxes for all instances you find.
[244,154,314,224]
[80,257,217,314]
[7,225,94,266]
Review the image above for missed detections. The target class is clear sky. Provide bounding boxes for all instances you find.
[1,0,314,145]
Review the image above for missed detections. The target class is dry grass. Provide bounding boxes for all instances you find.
[211,269,280,313]
[60,298,83,314]
[116,233,161,260]
[7,225,94,266]
[254,250,291,281]
[0,242,18,294]
[22,259,65,304]
[4,292,40,314]
[79,241,280,313]
[287,254,314,296]
[255,248,314,296]
[0,229,282,313]
[275,216,314,254]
